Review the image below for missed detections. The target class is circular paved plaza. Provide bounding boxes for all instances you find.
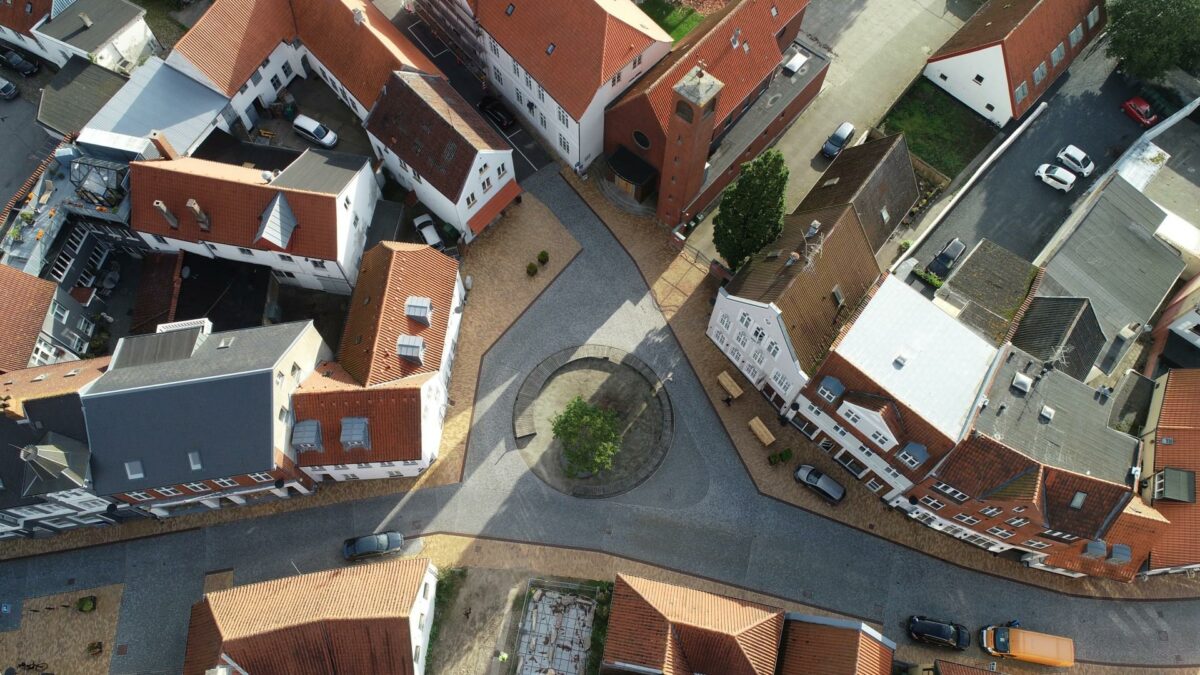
[512,345,673,498]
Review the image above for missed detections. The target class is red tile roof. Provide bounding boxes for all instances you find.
[173,0,298,96]
[468,178,522,235]
[338,242,459,387]
[183,556,431,675]
[929,0,1041,59]
[366,71,511,203]
[1041,466,1130,539]
[0,357,110,420]
[0,265,56,374]
[936,432,1042,507]
[777,619,892,675]
[0,0,51,34]
[602,574,784,675]
[293,0,438,108]
[1041,497,1168,582]
[292,362,427,465]
[174,0,437,104]
[611,0,807,136]
[129,157,344,260]
[1149,369,1200,569]
[477,0,671,120]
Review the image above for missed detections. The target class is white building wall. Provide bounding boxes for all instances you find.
[0,19,67,65]
[923,45,1012,126]
[452,148,517,240]
[273,324,332,459]
[136,232,353,294]
[90,17,158,73]
[707,288,807,410]
[1169,305,1200,352]
[302,49,370,120]
[792,393,912,502]
[369,129,462,230]
[335,163,380,286]
[409,564,439,675]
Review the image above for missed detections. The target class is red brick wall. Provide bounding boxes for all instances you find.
[603,94,666,175]
[679,59,829,226]
[1006,0,1104,119]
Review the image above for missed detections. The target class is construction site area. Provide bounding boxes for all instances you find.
[513,580,601,675]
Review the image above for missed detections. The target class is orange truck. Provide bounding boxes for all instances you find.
[980,624,1075,667]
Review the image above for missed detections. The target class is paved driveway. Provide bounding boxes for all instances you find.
[908,38,1144,269]
[0,95,54,208]
[385,9,553,182]
[1,168,1198,674]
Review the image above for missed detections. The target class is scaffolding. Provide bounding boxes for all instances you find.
[513,579,598,675]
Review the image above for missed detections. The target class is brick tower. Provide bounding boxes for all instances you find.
[657,67,723,227]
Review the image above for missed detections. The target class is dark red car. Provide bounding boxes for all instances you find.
[1121,97,1159,127]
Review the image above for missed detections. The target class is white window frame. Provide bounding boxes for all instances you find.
[766,341,780,359]
[738,312,752,328]
[987,526,1014,540]
[248,472,274,483]
[1050,42,1065,67]
[1006,517,1030,528]
[1087,5,1100,29]
[896,450,922,468]
[156,486,182,497]
[126,491,152,501]
[920,495,945,511]
[213,477,239,488]
[1023,539,1051,550]
[865,478,883,493]
[184,482,210,492]
[718,313,731,331]
[980,506,1003,517]
[933,481,969,502]
[1014,81,1029,104]
[954,513,981,526]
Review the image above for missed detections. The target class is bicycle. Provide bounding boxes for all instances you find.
[16,661,48,672]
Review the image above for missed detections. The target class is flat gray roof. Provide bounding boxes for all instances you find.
[85,56,229,156]
[36,0,144,53]
[976,346,1137,485]
[270,149,368,194]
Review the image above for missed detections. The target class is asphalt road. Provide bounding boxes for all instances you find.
[2,167,1198,675]
[909,37,1144,269]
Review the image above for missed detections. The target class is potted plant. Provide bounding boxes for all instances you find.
[537,250,549,265]
[526,262,538,277]
[76,595,97,612]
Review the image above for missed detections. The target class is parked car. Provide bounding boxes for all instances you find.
[291,114,338,148]
[477,95,515,130]
[0,77,16,100]
[1121,96,1159,128]
[1035,163,1076,192]
[821,121,855,159]
[414,214,445,250]
[793,464,845,504]
[925,237,965,278]
[907,615,970,650]
[2,49,38,77]
[342,531,405,562]
[1056,144,1094,177]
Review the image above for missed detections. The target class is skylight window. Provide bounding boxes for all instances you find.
[546,43,556,55]
[188,451,203,471]
[1069,491,1087,509]
[125,460,144,480]
[505,3,514,15]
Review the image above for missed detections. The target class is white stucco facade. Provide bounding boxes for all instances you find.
[707,287,808,410]
[410,563,439,675]
[479,32,670,170]
[924,44,1012,126]
[0,20,64,65]
[791,393,912,502]
[34,14,158,72]
[367,131,516,243]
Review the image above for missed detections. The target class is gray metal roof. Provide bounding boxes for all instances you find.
[85,57,229,156]
[1040,176,1184,373]
[21,431,90,497]
[257,193,298,249]
[975,346,1137,485]
[0,418,41,511]
[270,149,368,194]
[36,0,144,53]
[37,57,127,136]
[1010,296,1105,382]
[83,322,311,495]
[110,326,206,370]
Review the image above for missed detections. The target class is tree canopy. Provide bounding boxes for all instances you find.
[712,149,789,272]
[552,396,621,477]
[1106,0,1200,80]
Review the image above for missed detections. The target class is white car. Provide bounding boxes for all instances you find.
[291,114,338,148]
[1056,144,1094,177]
[1035,164,1076,192]
[413,214,445,250]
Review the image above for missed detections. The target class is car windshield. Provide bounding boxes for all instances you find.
[312,124,329,138]
[994,627,1010,653]
[352,535,385,554]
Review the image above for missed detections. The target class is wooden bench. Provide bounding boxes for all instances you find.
[718,370,744,399]
[749,416,775,447]
[257,128,277,139]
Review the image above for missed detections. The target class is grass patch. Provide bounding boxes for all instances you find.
[130,0,190,48]
[637,0,705,41]
[427,567,467,672]
[880,79,998,177]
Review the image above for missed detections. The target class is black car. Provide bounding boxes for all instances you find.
[477,95,515,130]
[3,50,38,77]
[0,77,16,101]
[925,237,966,279]
[342,531,405,562]
[907,615,970,650]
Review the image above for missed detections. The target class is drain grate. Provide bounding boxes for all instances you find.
[116,644,129,656]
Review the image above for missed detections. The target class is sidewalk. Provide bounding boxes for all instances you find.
[561,167,1200,602]
[0,195,580,561]
[407,534,1179,675]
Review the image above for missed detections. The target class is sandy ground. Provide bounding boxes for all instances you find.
[0,584,123,675]
[428,568,528,675]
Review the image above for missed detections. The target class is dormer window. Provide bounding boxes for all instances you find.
[340,417,370,450]
[396,334,425,365]
[292,420,323,453]
[546,43,556,55]
[505,3,514,15]
[817,376,844,403]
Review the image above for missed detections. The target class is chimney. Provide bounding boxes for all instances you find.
[153,200,178,229]
[352,8,365,25]
[783,251,801,267]
[148,130,180,160]
[79,12,93,28]
[186,198,210,231]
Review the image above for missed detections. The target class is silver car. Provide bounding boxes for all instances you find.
[291,113,338,148]
[794,464,845,504]
[413,214,445,250]
[1056,144,1094,177]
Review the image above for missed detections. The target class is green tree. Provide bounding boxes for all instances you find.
[1107,0,1200,80]
[712,150,789,271]
[551,396,621,477]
